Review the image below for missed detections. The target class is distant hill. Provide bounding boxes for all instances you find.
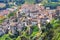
[50,0,60,2]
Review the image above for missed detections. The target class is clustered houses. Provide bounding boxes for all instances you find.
[55,6,60,19]
[0,7,17,19]
[0,10,10,20]
[16,4,56,33]
[0,10,10,16]
[0,4,60,36]
[17,4,56,27]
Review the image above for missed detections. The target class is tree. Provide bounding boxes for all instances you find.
[42,19,60,40]
[16,0,25,6]
[25,0,35,4]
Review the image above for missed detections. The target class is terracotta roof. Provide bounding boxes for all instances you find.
[21,4,44,12]
[0,10,10,16]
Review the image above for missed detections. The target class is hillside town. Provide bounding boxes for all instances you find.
[0,0,60,40]
[0,3,60,36]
